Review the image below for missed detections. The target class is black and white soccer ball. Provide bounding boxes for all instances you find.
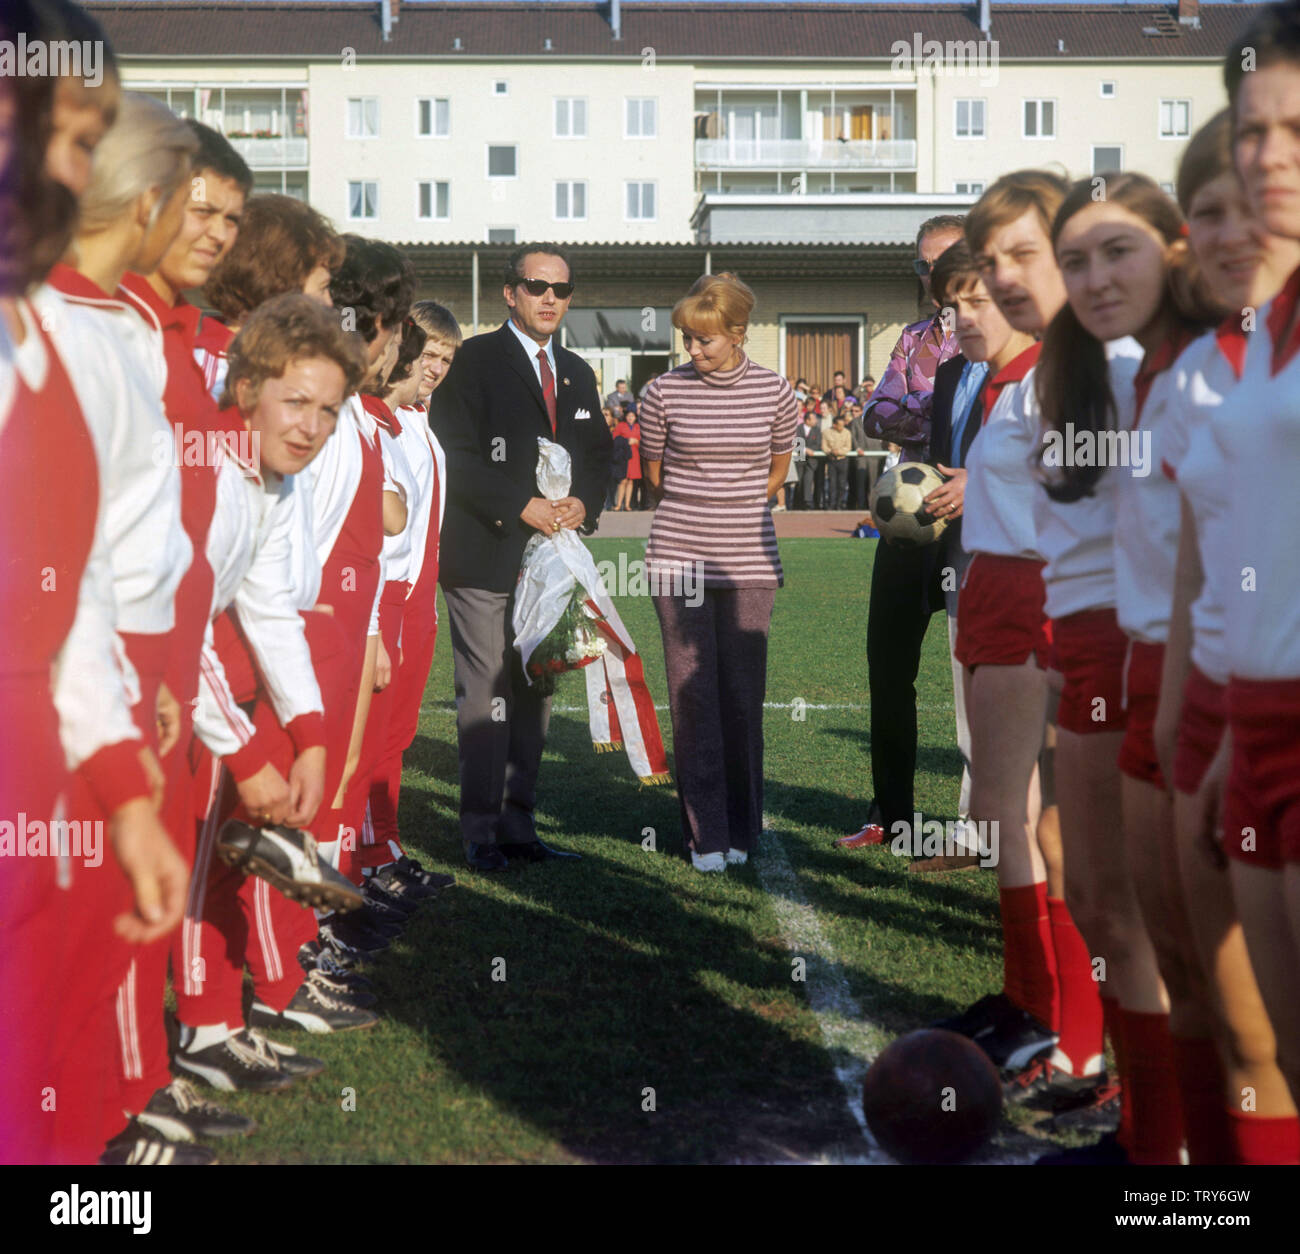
[869,462,948,548]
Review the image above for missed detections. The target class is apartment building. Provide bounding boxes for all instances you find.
[95,0,1260,389]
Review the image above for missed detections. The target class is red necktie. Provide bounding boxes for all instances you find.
[537,348,557,434]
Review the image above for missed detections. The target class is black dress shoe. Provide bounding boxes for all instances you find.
[464,842,509,871]
[497,839,581,863]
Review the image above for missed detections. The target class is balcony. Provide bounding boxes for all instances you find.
[695,137,917,172]
[227,136,309,169]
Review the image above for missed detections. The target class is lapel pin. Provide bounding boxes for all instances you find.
[563,377,570,386]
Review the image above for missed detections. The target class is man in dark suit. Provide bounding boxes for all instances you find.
[427,243,612,870]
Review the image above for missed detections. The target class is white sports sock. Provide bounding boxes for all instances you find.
[179,1021,231,1053]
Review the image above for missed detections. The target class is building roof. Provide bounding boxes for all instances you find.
[87,2,1261,63]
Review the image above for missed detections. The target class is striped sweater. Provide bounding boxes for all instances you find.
[639,355,799,589]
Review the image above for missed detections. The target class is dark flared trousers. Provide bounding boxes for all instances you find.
[653,587,776,856]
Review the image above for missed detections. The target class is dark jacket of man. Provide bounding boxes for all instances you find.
[928,352,984,579]
[429,321,612,592]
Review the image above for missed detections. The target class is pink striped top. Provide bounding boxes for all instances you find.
[639,355,799,589]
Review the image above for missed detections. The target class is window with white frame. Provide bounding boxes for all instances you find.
[1022,99,1056,139]
[346,97,379,139]
[417,180,449,220]
[625,98,657,138]
[1100,81,1116,99]
[1159,99,1191,139]
[554,98,587,138]
[487,145,517,178]
[954,181,985,195]
[625,181,656,220]
[348,180,378,220]
[417,97,449,138]
[1092,145,1124,175]
[554,181,587,220]
[954,99,985,139]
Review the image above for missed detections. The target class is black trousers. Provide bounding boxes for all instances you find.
[827,459,848,510]
[865,539,943,832]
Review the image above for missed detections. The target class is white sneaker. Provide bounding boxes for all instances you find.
[725,849,749,865]
[690,851,726,873]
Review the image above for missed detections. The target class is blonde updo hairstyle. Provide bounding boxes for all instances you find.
[77,91,197,236]
[671,271,755,345]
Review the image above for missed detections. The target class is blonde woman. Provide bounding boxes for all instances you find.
[640,274,798,871]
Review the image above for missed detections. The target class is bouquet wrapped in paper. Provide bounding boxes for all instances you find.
[513,439,670,784]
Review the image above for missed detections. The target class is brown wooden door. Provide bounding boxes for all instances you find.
[785,322,859,392]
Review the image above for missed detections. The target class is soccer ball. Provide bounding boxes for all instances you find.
[860,1029,1003,1164]
[869,462,948,548]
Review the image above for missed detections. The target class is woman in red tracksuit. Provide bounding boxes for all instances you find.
[0,0,188,1166]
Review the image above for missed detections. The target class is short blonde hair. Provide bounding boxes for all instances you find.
[671,272,754,339]
[409,299,463,349]
[78,92,197,235]
[222,293,367,408]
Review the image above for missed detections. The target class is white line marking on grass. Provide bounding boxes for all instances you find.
[755,820,892,1164]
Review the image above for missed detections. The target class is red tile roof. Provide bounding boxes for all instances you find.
[86,2,1262,62]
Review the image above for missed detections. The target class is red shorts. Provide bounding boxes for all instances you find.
[1172,665,1226,797]
[1051,608,1128,735]
[1223,677,1300,869]
[954,554,1053,671]
[1117,639,1166,788]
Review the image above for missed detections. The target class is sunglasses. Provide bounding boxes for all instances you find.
[516,278,575,299]
[911,258,934,278]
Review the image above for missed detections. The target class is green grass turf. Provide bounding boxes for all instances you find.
[210,538,1071,1163]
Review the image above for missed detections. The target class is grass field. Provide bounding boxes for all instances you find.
[210,537,1076,1164]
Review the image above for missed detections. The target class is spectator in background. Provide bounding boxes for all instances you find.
[795,406,822,509]
[613,406,641,511]
[605,406,625,510]
[859,375,876,401]
[793,376,809,403]
[843,213,963,849]
[822,412,852,509]
[848,400,880,510]
[605,378,633,416]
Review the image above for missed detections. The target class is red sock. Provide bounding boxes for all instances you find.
[1170,1036,1232,1164]
[1047,896,1104,1076]
[1000,883,1058,1030]
[1102,995,1135,1155]
[1121,1009,1186,1164]
[1227,1109,1300,1164]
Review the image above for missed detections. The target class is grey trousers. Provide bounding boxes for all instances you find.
[442,585,552,847]
[653,587,776,856]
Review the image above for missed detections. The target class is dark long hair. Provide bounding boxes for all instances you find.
[1035,172,1222,501]
[0,0,119,297]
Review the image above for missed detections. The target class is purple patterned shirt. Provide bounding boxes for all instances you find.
[863,312,959,463]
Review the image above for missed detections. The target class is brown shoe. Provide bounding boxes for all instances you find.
[907,852,982,874]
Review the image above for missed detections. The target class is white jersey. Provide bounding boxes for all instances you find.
[378,423,418,584]
[1035,339,1144,619]
[306,394,390,635]
[392,404,447,595]
[194,443,323,763]
[0,299,142,776]
[34,280,191,638]
[1114,354,1189,643]
[1163,328,1247,685]
[1212,277,1300,679]
[962,348,1042,560]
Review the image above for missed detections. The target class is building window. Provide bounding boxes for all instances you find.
[487,145,517,178]
[625,181,656,221]
[492,80,508,96]
[1022,99,1056,139]
[487,227,516,243]
[346,97,379,139]
[554,98,587,138]
[554,181,587,220]
[1160,181,1176,196]
[417,97,449,137]
[1160,99,1191,139]
[348,180,378,220]
[417,180,449,220]
[954,99,985,139]
[1100,81,1116,98]
[625,97,657,139]
[954,181,985,195]
[1092,145,1124,175]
